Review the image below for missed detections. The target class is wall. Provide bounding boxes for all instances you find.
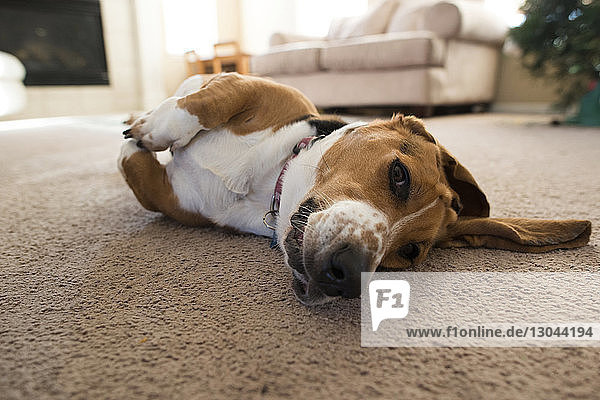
[162,0,298,91]
[3,0,143,120]
[494,52,561,113]
[162,0,370,96]
[162,0,243,97]
[132,0,167,110]
[240,0,296,55]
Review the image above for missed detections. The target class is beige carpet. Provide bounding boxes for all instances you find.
[1,114,599,399]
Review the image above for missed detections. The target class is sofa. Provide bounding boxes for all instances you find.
[0,51,26,117]
[250,0,508,113]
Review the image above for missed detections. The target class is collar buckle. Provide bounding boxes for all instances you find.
[263,193,279,231]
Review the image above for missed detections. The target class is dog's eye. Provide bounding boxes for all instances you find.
[389,159,410,200]
[398,243,420,260]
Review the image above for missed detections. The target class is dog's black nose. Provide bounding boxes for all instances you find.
[317,245,368,298]
[123,128,132,138]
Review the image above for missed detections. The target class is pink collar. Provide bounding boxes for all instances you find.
[263,136,316,237]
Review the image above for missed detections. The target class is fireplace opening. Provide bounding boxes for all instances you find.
[0,0,109,86]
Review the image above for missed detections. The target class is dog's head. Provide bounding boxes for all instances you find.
[277,115,591,305]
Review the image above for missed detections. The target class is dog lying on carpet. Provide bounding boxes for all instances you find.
[118,73,591,305]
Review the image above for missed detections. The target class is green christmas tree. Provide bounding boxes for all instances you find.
[509,0,600,109]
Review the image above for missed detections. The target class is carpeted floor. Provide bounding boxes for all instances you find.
[1,114,599,399]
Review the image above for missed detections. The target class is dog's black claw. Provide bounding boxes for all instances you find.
[136,140,145,149]
[122,129,131,137]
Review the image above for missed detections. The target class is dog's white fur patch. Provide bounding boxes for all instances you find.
[387,198,440,246]
[167,121,321,236]
[133,96,205,151]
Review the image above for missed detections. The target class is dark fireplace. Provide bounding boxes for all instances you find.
[0,0,109,86]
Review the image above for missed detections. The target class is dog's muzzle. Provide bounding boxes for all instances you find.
[284,198,382,305]
[288,242,370,304]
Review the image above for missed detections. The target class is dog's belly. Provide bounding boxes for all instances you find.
[165,126,307,236]
[166,151,242,221]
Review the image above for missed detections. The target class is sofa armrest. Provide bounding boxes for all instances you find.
[269,32,325,47]
[422,0,508,45]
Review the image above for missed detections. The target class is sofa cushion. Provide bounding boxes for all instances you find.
[386,0,439,33]
[250,42,324,75]
[422,1,507,44]
[388,0,506,44]
[327,0,399,40]
[321,32,445,72]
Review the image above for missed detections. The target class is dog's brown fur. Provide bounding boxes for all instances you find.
[177,73,318,136]
[121,150,212,227]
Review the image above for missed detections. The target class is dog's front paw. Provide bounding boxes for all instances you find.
[123,97,203,151]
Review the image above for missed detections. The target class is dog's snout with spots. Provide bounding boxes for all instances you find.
[285,200,389,304]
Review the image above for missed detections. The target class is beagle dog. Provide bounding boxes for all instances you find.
[118,73,591,305]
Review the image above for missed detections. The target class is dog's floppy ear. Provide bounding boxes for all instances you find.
[437,218,591,253]
[397,115,592,253]
[438,145,490,217]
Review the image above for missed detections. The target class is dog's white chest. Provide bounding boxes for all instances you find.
[166,123,315,236]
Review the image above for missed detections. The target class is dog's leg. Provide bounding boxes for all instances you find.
[118,139,211,227]
[124,73,317,151]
